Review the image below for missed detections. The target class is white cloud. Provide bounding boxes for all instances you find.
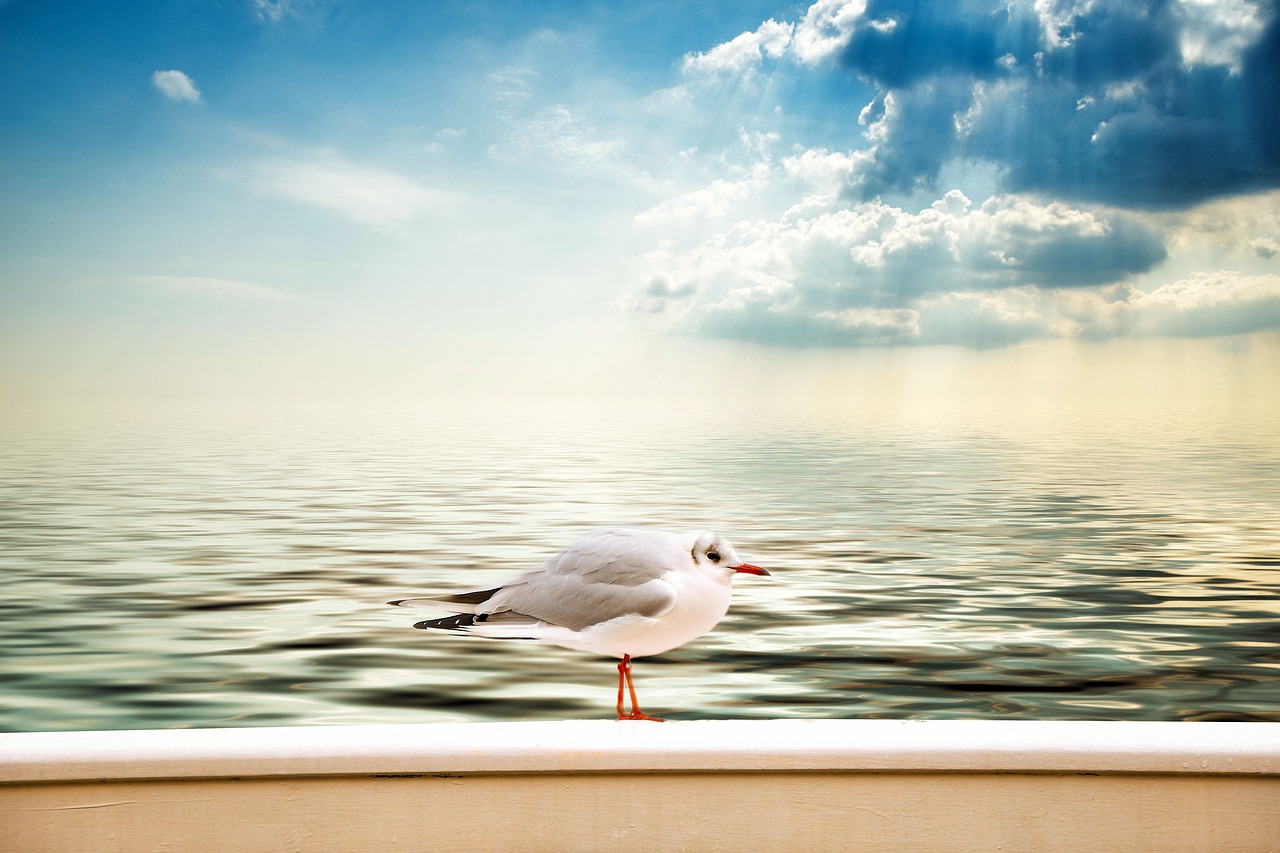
[634,147,866,234]
[682,19,794,76]
[633,264,1280,348]
[791,0,869,64]
[1033,0,1092,50]
[484,69,645,185]
[915,289,1056,346]
[249,0,328,24]
[151,70,201,103]
[426,127,466,154]
[513,104,627,169]
[781,148,863,188]
[1174,0,1268,73]
[1251,237,1280,258]
[634,177,765,226]
[246,152,450,229]
[678,1,869,78]
[634,189,1163,305]
[1074,271,1280,338]
[625,184,1186,346]
[487,67,537,114]
[1157,190,1280,256]
[251,0,292,22]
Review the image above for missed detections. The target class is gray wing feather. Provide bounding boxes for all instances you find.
[478,530,682,631]
[482,574,676,632]
[394,529,684,632]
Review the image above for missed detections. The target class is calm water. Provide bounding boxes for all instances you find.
[1,399,1278,731]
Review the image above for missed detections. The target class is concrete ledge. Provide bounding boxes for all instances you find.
[3,721,1279,853]
[3,719,1279,782]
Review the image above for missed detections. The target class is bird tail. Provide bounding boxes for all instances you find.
[410,609,541,640]
[412,613,481,631]
[390,587,541,640]
[388,586,504,614]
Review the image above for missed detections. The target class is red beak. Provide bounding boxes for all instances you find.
[733,563,770,576]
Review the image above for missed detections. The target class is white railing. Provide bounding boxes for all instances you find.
[4,720,1279,852]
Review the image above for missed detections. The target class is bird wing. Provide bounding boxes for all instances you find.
[390,529,684,632]
[481,573,677,632]
[479,530,682,631]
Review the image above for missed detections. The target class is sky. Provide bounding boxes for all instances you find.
[1,0,1278,407]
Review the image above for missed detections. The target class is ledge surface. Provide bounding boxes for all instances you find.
[4,719,1280,783]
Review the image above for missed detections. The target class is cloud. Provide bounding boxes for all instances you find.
[483,67,650,188]
[791,0,870,63]
[1155,188,1280,255]
[633,0,1280,349]
[425,127,466,154]
[852,0,1280,209]
[630,190,1166,319]
[632,265,1280,349]
[251,0,293,23]
[682,19,794,76]
[1066,271,1280,339]
[249,0,329,24]
[683,0,1280,211]
[634,173,769,226]
[657,284,1066,349]
[1252,237,1280,257]
[836,0,1014,89]
[1176,0,1269,72]
[635,179,753,225]
[1134,271,1280,337]
[509,104,627,170]
[151,70,201,103]
[246,152,450,229]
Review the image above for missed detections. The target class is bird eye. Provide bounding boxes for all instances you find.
[706,550,721,562]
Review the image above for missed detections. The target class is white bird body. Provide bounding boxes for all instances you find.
[537,550,736,658]
[389,528,769,720]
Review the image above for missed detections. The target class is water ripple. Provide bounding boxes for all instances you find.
[1,400,1277,730]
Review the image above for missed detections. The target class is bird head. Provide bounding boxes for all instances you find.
[688,531,769,579]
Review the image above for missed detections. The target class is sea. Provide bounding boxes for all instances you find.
[2,396,1278,731]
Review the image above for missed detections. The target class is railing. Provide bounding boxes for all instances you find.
[4,720,1279,852]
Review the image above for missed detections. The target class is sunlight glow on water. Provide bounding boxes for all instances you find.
[1,399,1278,730]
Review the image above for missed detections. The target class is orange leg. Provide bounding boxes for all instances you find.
[615,654,664,722]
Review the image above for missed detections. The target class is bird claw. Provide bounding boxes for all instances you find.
[617,710,665,722]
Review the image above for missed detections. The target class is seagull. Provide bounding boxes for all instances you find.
[389,528,769,721]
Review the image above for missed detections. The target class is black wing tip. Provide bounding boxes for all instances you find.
[437,587,504,607]
[413,613,482,631]
[389,588,503,609]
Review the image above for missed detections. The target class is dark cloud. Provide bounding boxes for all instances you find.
[854,82,968,198]
[1243,5,1280,168]
[1036,1,1182,84]
[838,0,1016,88]
[987,214,1168,287]
[838,0,1280,210]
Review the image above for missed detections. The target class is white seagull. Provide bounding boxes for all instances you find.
[389,528,769,721]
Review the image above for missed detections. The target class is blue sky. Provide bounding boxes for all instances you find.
[1,0,1278,402]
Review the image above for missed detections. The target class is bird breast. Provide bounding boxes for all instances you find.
[636,568,734,656]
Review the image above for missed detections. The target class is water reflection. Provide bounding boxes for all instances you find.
[1,400,1277,731]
